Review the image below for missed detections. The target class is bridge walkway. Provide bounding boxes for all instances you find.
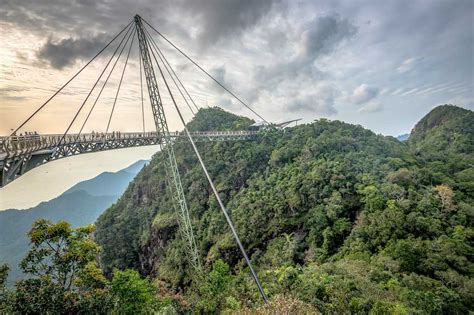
[0,130,258,187]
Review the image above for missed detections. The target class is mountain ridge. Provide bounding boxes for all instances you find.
[94,105,473,312]
[64,159,148,196]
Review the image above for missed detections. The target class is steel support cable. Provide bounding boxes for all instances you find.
[143,26,199,113]
[78,25,134,135]
[105,31,136,134]
[144,27,197,115]
[147,30,269,304]
[143,28,195,115]
[144,29,201,270]
[58,24,135,146]
[139,45,145,133]
[142,18,269,124]
[11,21,133,136]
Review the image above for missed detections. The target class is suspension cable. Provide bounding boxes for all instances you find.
[142,18,269,124]
[105,30,136,133]
[139,43,145,133]
[143,26,199,113]
[11,21,133,136]
[143,27,195,115]
[78,25,134,135]
[146,26,269,304]
[58,24,134,146]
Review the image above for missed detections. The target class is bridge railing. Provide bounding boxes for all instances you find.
[0,130,258,155]
[0,132,158,154]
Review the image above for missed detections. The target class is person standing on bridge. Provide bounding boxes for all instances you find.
[10,133,18,151]
[34,131,40,144]
[18,133,24,149]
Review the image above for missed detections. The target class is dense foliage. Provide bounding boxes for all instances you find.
[0,220,173,314]
[93,105,473,313]
[0,160,146,286]
[3,105,471,313]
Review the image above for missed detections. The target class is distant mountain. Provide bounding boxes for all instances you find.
[396,133,409,141]
[64,160,149,196]
[0,192,117,286]
[0,159,148,286]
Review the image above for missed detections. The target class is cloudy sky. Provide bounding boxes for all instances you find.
[0,0,473,209]
[1,0,472,137]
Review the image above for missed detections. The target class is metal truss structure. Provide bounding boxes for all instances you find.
[0,130,257,187]
[134,15,202,269]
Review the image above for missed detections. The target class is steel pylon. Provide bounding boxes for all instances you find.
[134,15,201,270]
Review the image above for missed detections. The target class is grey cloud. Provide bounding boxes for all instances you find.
[287,96,337,116]
[207,66,230,95]
[286,85,338,116]
[351,84,379,104]
[0,86,29,101]
[248,13,357,115]
[358,102,383,113]
[300,14,357,60]
[255,14,357,91]
[0,95,27,101]
[180,0,279,46]
[0,87,29,93]
[0,0,277,48]
[75,0,99,7]
[37,34,109,69]
[1,0,280,71]
[210,66,226,85]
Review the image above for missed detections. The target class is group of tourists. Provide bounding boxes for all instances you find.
[8,131,41,150]
[90,131,122,139]
[12,131,40,139]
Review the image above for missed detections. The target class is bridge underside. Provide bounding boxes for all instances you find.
[0,131,257,187]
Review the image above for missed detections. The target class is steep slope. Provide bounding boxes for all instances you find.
[409,105,474,195]
[95,106,473,313]
[409,104,473,158]
[0,160,148,286]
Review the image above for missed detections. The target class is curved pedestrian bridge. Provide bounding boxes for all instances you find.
[0,130,257,187]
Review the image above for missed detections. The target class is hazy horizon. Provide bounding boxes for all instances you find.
[0,146,158,211]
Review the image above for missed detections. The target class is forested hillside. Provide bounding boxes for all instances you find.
[93,105,473,313]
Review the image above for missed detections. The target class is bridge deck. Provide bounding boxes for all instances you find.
[0,130,258,187]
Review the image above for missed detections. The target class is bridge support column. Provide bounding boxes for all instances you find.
[134,15,201,270]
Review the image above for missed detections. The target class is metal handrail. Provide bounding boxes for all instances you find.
[0,130,258,154]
